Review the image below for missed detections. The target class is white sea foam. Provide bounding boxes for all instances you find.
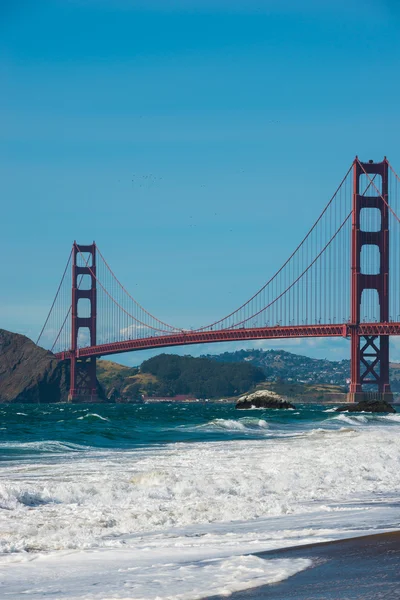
[0,548,312,600]
[1,416,400,598]
[333,413,369,425]
[381,413,400,423]
[203,417,269,431]
[0,440,91,453]
[305,426,356,437]
[211,418,248,430]
[1,424,400,554]
[77,413,109,421]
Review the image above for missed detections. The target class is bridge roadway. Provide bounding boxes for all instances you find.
[55,322,400,360]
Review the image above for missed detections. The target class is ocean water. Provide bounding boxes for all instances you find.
[1,402,400,599]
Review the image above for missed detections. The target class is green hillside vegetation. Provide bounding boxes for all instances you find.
[97,354,265,400]
[140,354,265,398]
[96,360,142,400]
[97,349,400,403]
[97,360,138,386]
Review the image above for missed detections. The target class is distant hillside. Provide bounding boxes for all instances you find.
[202,349,350,385]
[202,348,400,392]
[253,381,346,403]
[96,361,142,401]
[97,348,400,402]
[97,354,265,400]
[141,354,264,398]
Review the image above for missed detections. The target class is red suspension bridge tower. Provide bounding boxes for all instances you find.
[69,242,98,402]
[349,159,393,403]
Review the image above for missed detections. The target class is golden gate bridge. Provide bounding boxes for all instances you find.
[37,158,400,403]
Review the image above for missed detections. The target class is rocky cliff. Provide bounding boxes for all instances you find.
[0,329,70,403]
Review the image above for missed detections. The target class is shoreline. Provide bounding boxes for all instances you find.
[208,530,400,599]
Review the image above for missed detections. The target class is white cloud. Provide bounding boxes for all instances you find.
[119,324,149,337]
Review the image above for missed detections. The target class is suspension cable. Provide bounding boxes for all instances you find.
[36,249,72,345]
[95,244,181,332]
[195,163,353,331]
[223,211,352,330]
[388,162,400,185]
[76,246,180,334]
[357,159,400,224]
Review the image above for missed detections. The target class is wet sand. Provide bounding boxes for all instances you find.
[209,531,400,599]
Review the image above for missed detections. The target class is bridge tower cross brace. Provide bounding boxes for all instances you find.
[348,159,393,402]
[68,242,98,402]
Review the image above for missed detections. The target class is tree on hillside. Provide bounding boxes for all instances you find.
[141,354,264,398]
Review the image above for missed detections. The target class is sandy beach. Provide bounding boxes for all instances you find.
[209,531,400,599]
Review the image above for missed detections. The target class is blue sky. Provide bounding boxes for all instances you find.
[1,0,400,365]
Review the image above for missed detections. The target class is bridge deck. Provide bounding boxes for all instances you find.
[55,322,400,360]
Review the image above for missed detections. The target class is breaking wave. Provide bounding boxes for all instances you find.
[0,440,91,453]
[77,413,110,421]
[199,418,269,432]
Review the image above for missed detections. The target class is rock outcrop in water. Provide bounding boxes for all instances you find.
[335,400,396,414]
[236,390,295,409]
[0,329,105,403]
